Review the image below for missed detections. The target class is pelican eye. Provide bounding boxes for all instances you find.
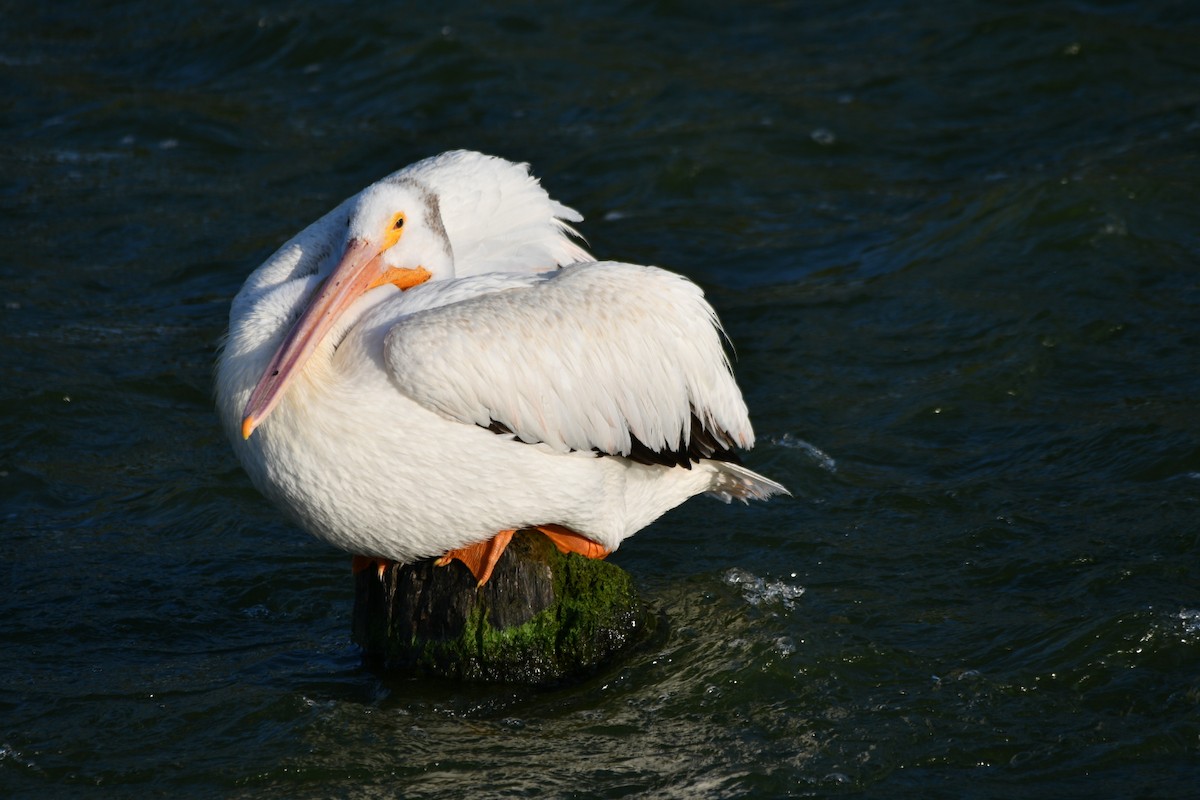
[382,212,406,248]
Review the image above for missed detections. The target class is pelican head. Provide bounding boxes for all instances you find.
[240,178,454,440]
[348,179,456,284]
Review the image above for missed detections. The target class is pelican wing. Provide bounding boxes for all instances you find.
[382,262,755,464]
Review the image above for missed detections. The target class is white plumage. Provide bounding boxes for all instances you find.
[216,150,787,584]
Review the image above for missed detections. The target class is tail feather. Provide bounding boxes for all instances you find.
[705,462,790,504]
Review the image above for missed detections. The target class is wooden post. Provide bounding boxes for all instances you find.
[352,530,652,684]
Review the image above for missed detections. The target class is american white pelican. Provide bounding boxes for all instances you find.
[217,150,787,585]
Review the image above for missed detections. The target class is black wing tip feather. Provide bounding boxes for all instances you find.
[485,419,515,436]
[481,409,743,468]
[480,414,741,468]
[618,410,743,469]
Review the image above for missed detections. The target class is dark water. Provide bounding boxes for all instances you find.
[4,1,1199,797]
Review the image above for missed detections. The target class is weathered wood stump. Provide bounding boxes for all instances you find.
[352,530,652,684]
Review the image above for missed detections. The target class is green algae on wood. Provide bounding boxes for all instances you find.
[352,530,652,684]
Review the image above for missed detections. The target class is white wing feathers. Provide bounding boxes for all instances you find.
[382,262,755,462]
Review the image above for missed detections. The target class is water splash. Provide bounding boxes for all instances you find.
[768,433,836,472]
[723,568,806,610]
[0,743,36,769]
[1177,609,1200,640]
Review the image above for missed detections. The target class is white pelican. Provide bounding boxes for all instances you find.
[217,150,787,585]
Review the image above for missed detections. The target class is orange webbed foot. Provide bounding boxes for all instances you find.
[434,526,609,587]
[435,529,516,587]
[534,524,610,560]
[351,555,393,581]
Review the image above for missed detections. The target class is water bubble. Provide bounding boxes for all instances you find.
[810,128,837,146]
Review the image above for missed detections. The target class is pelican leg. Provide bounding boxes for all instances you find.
[435,529,516,587]
[351,555,393,580]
